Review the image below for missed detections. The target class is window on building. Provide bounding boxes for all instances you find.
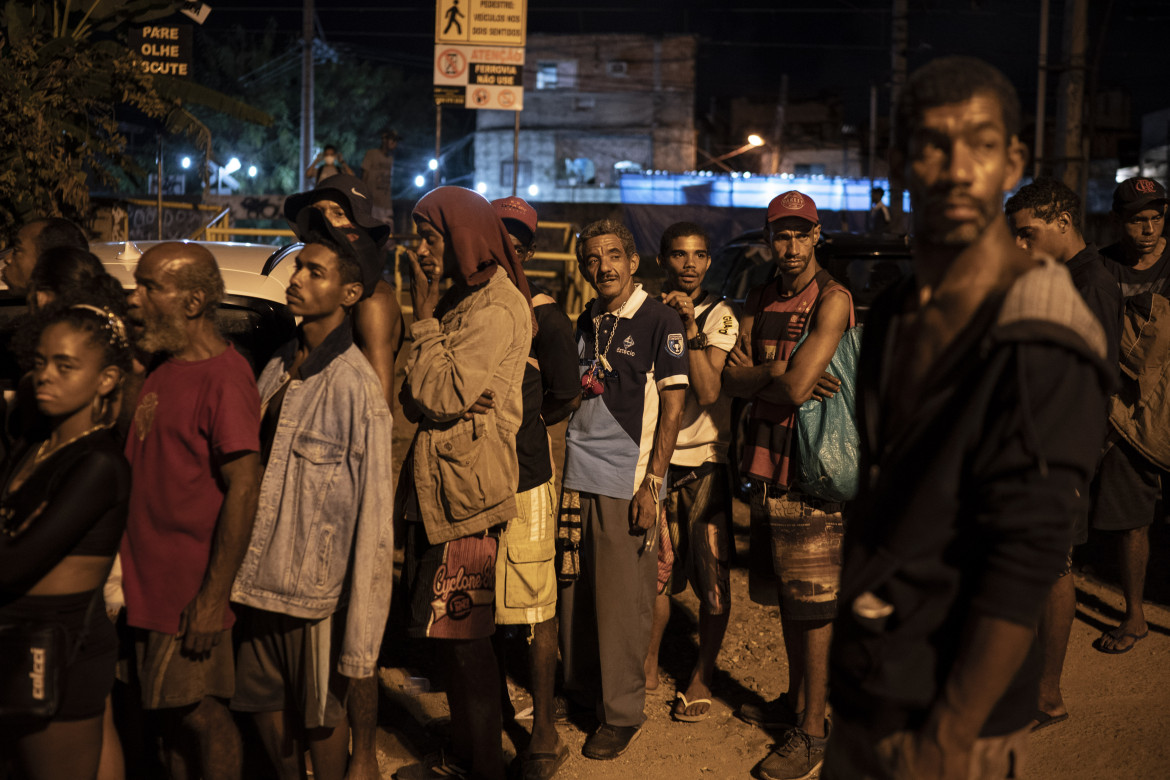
[558,158,596,187]
[536,60,577,90]
[537,62,558,90]
[500,160,533,188]
[606,60,628,77]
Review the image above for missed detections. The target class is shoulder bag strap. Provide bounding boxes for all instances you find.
[693,293,725,332]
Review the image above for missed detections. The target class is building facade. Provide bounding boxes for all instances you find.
[474,34,696,203]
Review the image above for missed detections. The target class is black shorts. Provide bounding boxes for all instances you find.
[1092,439,1163,532]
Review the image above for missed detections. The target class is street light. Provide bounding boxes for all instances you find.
[428,159,439,171]
[414,174,426,188]
[475,182,488,194]
[247,165,258,178]
[224,157,241,175]
[700,134,768,172]
[181,156,191,169]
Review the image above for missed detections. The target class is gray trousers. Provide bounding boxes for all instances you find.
[558,492,657,727]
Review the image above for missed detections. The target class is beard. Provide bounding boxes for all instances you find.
[137,307,190,355]
[912,187,998,248]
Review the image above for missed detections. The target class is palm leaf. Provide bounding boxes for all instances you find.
[153,74,274,127]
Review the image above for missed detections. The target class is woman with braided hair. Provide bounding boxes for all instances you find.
[0,301,133,779]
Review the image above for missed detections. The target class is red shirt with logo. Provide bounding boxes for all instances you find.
[120,345,261,634]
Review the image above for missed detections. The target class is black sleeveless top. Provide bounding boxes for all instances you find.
[0,428,130,593]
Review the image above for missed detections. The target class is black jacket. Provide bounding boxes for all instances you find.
[830,260,1112,738]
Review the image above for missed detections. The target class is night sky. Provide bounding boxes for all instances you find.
[200,1,1168,135]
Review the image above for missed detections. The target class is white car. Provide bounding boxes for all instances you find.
[94,240,302,372]
[0,239,303,373]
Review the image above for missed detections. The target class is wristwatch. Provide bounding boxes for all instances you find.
[687,332,708,351]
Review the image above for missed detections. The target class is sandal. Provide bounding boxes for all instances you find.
[672,692,713,722]
[519,743,570,780]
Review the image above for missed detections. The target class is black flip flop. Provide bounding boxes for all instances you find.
[1094,627,1149,654]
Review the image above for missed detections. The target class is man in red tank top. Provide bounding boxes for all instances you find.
[724,192,854,780]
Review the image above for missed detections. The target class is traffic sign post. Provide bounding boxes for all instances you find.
[433,0,527,194]
[433,44,524,111]
[434,0,525,111]
[435,0,526,47]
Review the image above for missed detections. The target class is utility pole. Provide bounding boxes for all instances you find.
[157,138,164,240]
[512,112,520,196]
[434,105,442,189]
[299,0,314,193]
[868,83,878,188]
[771,74,787,175]
[889,0,908,232]
[1034,0,1050,179]
[1054,0,1088,195]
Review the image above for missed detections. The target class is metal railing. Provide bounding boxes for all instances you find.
[122,199,222,242]
[188,207,232,240]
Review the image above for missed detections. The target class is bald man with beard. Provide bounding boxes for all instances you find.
[120,243,263,780]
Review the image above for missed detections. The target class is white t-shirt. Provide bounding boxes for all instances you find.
[671,296,740,467]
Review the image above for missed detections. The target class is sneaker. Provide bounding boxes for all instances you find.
[736,692,802,729]
[392,749,469,779]
[581,723,642,760]
[754,724,829,780]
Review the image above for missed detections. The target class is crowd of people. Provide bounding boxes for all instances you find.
[0,54,1165,780]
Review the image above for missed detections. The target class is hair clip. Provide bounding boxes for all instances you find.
[69,304,129,350]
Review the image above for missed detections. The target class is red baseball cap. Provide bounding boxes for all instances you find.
[766,190,819,227]
[492,196,539,244]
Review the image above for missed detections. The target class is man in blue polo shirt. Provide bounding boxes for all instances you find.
[558,219,688,761]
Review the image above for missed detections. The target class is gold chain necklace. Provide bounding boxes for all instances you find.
[34,425,109,466]
[593,294,632,372]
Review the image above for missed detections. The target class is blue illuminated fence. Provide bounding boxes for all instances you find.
[618,172,912,212]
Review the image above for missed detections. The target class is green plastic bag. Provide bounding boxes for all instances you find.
[792,325,863,502]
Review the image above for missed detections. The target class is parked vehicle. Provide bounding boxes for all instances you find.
[704,229,912,317]
[1,240,301,374]
[710,231,913,500]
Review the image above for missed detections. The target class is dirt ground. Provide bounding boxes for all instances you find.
[377,418,1170,780]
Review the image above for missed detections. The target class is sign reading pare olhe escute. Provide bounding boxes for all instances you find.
[435,0,526,47]
[130,25,193,76]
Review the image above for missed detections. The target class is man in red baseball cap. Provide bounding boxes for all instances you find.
[723,190,855,780]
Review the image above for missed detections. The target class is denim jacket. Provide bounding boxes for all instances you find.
[231,321,394,679]
[406,267,532,544]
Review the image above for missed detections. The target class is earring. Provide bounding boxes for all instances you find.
[91,395,110,425]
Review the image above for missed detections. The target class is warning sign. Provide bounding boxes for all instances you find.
[433,86,466,106]
[471,62,520,87]
[435,0,526,47]
[433,44,525,111]
[433,85,524,111]
[436,48,468,80]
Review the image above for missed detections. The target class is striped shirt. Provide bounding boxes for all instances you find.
[740,270,854,487]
